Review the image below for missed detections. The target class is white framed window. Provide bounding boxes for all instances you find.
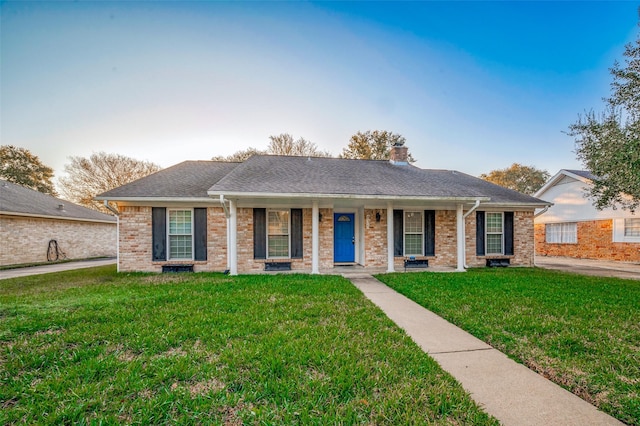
[404,211,424,256]
[168,209,193,259]
[545,223,577,244]
[624,218,640,237]
[486,212,503,254]
[267,210,290,258]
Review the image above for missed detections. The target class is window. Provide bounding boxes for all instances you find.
[485,212,503,254]
[624,218,640,237]
[168,209,193,259]
[404,211,424,256]
[267,210,290,258]
[545,223,577,244]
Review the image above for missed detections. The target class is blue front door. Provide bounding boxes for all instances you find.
[334,213,355,263]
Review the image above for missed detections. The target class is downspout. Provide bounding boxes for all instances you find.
[462,200,481,269]
[103,200,120,273]
[219,195,230,218]
[534,206,549,218]
[219,195,231,271]
[103,200,119,216]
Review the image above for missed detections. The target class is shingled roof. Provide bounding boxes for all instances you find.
[1,180,116,222]
[208,155,546,205]
[96,161,240,199]
[97,156,547,206]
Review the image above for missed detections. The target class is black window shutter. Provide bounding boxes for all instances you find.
[476,211,485,256]
[424,210,435,256]
[152,207,167,261]
[504,212,514,255]
[291,208,303,258]
[194,208,207,261]
[393,210,403,256]
[253,208,266,259]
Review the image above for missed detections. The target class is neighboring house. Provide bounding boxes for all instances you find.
[534,169,640,262]
[96,144,549,275]
[0,179,117,266]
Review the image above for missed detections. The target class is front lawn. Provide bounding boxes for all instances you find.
[377,268,640,425]
[0,266,497,425]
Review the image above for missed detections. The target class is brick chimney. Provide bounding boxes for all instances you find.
[389,142,408,165]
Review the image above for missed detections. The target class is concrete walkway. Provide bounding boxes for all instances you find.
[0,258,116,280]
[536,256,640,280]
[347,273,623,426]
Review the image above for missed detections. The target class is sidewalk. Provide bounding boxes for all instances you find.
[347,273,622,426]
[0,258,116,280]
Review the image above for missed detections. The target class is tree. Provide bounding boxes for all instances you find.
[569,32,640,210]
[479,163,550,195]
[212,134,331,161]
[59,152,161,213]
[211,147,266,162]
[267,133,331,157]
[340,130,415,162]
[0,145,57,195]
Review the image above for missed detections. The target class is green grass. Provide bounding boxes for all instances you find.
[377,268,640,425]
[0,266,497,425]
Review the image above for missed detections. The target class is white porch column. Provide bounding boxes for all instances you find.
[229,199,238,276]
[456,203,465,271]
[312,201,319,274]
[387,201,394,273]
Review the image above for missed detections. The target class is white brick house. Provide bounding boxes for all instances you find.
[97,144,549,275]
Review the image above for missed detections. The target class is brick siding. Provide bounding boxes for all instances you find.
[116,205,537,273]
[117,205,228,272]
[1,215,116,266]
[535,219,640,262]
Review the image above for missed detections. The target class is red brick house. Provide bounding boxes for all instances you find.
[534,169,640,262]
[96,145,549,275]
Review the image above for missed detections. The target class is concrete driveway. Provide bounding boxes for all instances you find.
[0,258,116,280]
[535,256,640,280]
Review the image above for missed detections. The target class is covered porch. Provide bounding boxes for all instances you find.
[219,194,486,276]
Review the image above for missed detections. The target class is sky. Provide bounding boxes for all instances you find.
[1,1,638,189]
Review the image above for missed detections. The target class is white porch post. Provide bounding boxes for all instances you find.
[387,201,394,273]
[312,201,319,274]
[456,203,465,271]
[229,199,238,276]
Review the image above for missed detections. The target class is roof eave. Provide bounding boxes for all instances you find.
[209,191,490,203]
[94,196,220,203]
[0,211,116,224]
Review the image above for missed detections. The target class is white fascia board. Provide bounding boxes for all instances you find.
[208,191,490,203]
[479,202,552,210]
[94,196,219,203]
[0,211,116,224]
[534,169,592,198]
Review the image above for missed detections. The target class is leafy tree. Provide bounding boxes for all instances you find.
[569,32,640,210]
[59,152,161,213]
[0,145,56,195]
[212,134,331,161]
[340,130,415,162]
[480,163,550,195]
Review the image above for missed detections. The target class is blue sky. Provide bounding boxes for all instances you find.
[1,1,637,187]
